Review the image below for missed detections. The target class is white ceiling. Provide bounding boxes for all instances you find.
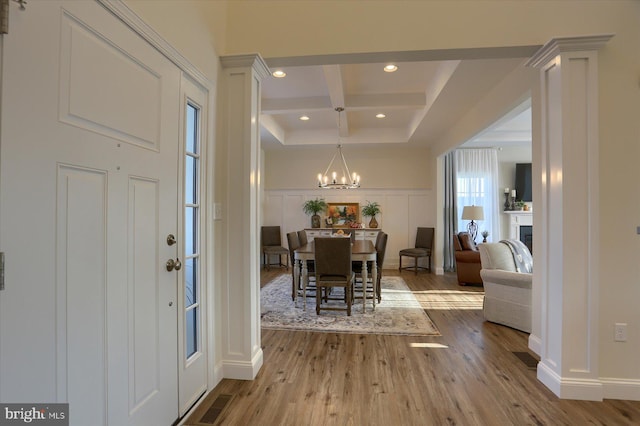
[260,52,533,151]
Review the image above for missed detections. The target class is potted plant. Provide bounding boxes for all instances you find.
[515,200,526,211]
[481,230,489,243]
[302,198,327,228]
[361,200,381,228]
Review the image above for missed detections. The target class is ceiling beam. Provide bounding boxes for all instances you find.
[264,45,542,68]
[262,96,331,114]
[261,93,426,115]
[346,93,426,110]
[322,65,349,137]
[260,115,286,144]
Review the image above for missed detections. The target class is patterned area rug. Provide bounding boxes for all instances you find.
[261,275,440,336]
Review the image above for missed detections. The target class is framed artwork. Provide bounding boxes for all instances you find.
[326,203,359,227]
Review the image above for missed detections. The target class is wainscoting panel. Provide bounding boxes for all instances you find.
[263,189,434,269]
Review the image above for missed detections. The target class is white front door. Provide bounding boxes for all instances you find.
[0,2,181,425]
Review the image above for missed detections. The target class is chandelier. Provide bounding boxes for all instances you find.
[317,107,361,189]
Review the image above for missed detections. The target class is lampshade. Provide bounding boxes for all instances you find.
[462,205,484,221]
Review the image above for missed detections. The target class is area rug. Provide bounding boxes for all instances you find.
[260,275,440,336]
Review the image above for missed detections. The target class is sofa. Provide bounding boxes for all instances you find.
[477,240,532,333]
[452,232,483,285]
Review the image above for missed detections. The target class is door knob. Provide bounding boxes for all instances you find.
[166,258,182,272]
[167,234,177,246]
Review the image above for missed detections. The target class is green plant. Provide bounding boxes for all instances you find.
[302,198,327,216]
[361,200,381,218]
[515,200,526,209]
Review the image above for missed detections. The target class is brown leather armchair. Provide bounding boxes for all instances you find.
[453,232,483,286]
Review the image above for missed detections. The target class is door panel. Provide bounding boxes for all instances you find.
[56,165,108,425]
[0,2,180,425]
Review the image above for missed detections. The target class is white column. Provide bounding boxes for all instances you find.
[219,54,270,379]
[526,35,612,400]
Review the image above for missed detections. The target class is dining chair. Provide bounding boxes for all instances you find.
[353,232,388,304]
[399,227,434,275]
[261,226,289,271]
[297,230,308,246]
[289,231,315,302]
[314,237,355,316]
[286,232,300,300]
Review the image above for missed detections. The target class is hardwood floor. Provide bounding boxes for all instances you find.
[183,269,640,425]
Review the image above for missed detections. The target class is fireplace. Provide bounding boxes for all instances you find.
[519,225,533,253]
[505,211,533,255]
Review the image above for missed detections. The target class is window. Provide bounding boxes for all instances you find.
[455,149,500,241]
[184,102,200,359]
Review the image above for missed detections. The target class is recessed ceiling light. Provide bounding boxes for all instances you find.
[376,113,386,118]
[299,115,310,121]
[383,64,398,73]
[272,70,286,78]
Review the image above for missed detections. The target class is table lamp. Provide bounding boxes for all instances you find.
[462,205,484,242]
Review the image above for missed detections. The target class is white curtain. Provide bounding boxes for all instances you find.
[455,149,500,242]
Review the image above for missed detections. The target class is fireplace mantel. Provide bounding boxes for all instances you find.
[504,211,532,251]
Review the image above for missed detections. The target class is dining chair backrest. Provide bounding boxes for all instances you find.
[297,230,308,246]
[376,232,388,268]
[314,237,352,279]
[262,225,284,247]
[286,232,300,279]
[416,227,435,251]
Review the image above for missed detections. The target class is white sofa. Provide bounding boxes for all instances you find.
[478,242,532,333]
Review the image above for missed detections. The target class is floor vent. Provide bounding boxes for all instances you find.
[198,394,234,425]
[513,351,538,370]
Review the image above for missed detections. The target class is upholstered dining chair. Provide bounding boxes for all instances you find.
[314,237,355,316]
[286,231,300,290]
[297,230,308,246]
[288,231,315,301]
[261,226,289,271]
[399,227,434,274]
[353,231,388,304]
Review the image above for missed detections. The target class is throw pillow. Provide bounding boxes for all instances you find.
[459,233,475,250]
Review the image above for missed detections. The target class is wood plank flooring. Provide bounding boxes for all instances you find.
[183,269,640,425]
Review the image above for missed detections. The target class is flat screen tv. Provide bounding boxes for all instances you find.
[515,163,532,202]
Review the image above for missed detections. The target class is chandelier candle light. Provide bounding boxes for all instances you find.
[317,107,361,189]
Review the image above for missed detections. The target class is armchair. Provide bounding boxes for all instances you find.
[478,241,532,333]
[452,232,482,285]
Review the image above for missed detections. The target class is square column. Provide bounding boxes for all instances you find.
[526,35,612,400]
[219,54,270,379]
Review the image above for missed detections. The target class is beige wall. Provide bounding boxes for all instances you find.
[264,145,432,190]
[226,0,628,58]
[125,0,225,77]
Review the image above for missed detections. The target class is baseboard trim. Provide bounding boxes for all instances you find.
[601,377,640,401]
[222,349,264,380]
[528,333,542,356]
[537,361,603,401]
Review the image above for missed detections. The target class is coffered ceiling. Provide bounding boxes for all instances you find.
[259,53,534,151]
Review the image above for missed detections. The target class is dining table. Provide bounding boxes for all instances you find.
[293,238,377,312]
